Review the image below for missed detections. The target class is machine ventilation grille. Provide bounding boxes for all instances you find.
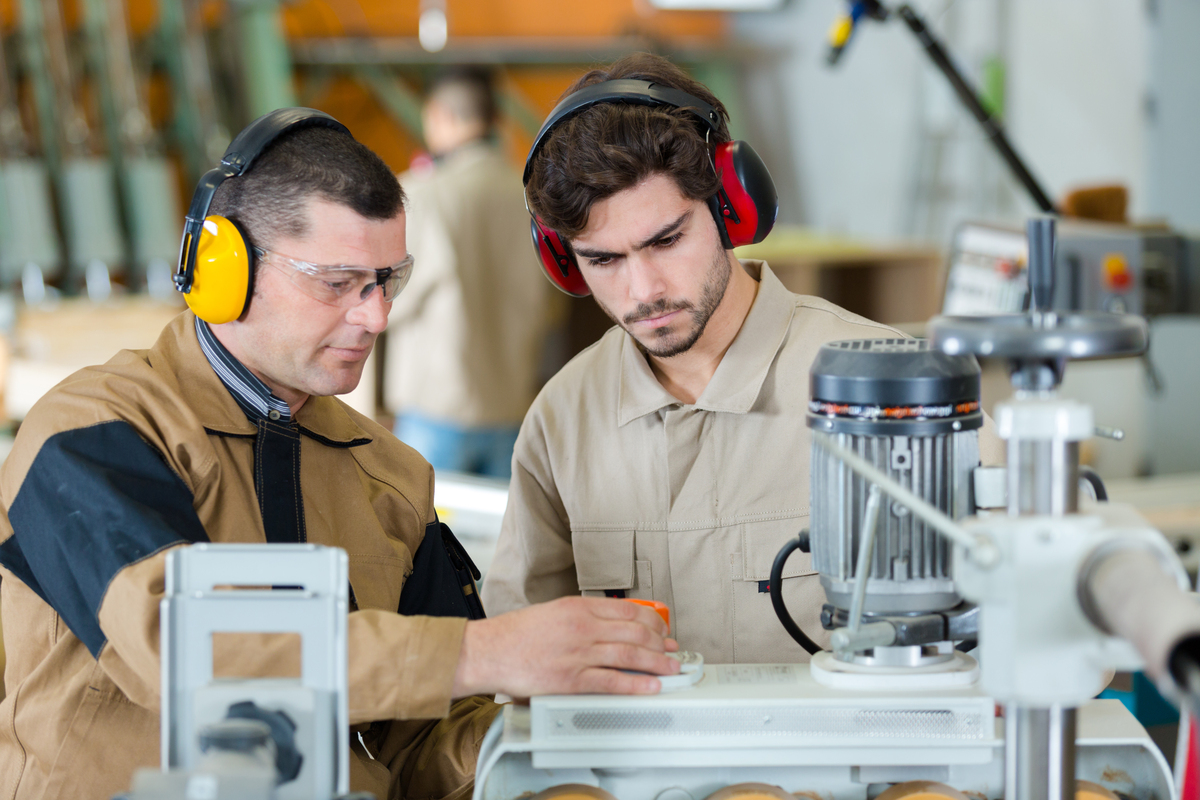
[572,711,674,731]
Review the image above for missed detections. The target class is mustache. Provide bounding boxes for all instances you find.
[623,299,693,326]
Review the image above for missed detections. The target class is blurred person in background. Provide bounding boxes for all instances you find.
[386,66,550,479]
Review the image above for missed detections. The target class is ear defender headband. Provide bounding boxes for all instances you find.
[175,108,353,324]
[522,79,779,298]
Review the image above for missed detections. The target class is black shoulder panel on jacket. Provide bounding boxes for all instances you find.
[397,521,486,620]
[1,420,210,657]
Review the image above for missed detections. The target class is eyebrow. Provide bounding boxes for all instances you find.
[572,210,693,260]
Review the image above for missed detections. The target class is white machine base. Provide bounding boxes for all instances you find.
[810,651,980,691]
[473,664,1172,800]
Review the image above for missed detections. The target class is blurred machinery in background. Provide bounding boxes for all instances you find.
[0,19,60,299]
[944,221,1200,319]
[30,0,128,299]
[829,1,1200,327]
[0,0,248,307]
[943,219,1200,480]
[0,0,202,302]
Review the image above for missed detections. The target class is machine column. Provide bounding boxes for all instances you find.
[1005,704,1077,800]
[1003,408,1082,800]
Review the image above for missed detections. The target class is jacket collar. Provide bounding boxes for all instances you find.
[617,260,795,427]
[195,316,291,422]
[151,311,374,445]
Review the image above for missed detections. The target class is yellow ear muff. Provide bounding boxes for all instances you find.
[186,215,253,325]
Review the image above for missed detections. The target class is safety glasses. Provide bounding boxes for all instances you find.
[254,248,414,308]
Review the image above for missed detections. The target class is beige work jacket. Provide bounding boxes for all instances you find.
[386,143,551,427]
[483,261,1003,664]
[0,312,497,800]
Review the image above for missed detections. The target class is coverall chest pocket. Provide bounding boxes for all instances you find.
[572,529,653,600]
[732,517,828,663]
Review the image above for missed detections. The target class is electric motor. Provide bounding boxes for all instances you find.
[806,339,983,617]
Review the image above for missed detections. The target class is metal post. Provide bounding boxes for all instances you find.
[158,0,229,182]
[359,67,424,140]
[236,0,296,118]
[1005,705,1076,800]
[1007,439,1080,517]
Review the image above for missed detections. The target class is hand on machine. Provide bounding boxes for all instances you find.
[454,595,681,699]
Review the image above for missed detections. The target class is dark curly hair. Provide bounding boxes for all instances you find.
[525,53,730,239]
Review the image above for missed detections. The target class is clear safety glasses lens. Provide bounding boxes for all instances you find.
[260,250,414,308]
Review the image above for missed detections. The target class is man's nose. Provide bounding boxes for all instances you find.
[347,286,391,333]
[626,255,667,303]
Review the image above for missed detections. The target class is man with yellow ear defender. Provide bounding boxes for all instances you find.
[0,109,679,800]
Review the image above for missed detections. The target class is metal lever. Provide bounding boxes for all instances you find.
[845,486,882,638]
[1027,216,1057,319]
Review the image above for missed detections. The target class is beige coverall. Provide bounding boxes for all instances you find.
[482,261,1004,664]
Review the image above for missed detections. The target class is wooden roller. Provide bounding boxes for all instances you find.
[702,783,795,800]
[529,785,621,800]
[874,781,970,800]
[1075,780,1121,800]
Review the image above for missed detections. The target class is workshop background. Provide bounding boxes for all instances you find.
[1,0,1199,724]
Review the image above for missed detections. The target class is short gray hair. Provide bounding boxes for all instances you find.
[209,126,404,252]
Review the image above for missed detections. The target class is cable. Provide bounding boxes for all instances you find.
[1170,637,1200,719]
[1079,466,1108,502]
[770,536,823,655]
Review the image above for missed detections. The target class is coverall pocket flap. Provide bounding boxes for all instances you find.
[572,529,636,590]
[741,518,815,581]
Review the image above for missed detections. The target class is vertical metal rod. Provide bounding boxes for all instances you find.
[847,485,882,636]
[1048,706,1077,800]
[1004,702,1019,800]
[1008,438,1079,517]
[236,0,297,117]
[1005,704,1076,800]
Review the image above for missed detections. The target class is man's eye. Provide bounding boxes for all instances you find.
[586,257,614,268]
[656,233,682,248]
[323,279,354,293]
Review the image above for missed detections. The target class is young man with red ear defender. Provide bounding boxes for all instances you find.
[482,53,1004,663]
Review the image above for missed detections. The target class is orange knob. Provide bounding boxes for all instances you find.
[623,598,670,631]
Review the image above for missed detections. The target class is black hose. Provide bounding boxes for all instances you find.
[1080,466,1108,501]
[770,536,823,655]
[1169,636,1200,722]
[896,4,1057,213]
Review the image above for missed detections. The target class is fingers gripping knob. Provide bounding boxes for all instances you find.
[623,598,670,631]
[618,650,703,692]
[659,651,704,692]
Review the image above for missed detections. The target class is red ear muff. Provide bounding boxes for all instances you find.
[530,216,590,297]
[712,140,779,248]
[524,80,780,289]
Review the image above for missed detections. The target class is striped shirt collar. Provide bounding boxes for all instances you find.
[195,316,292,422]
